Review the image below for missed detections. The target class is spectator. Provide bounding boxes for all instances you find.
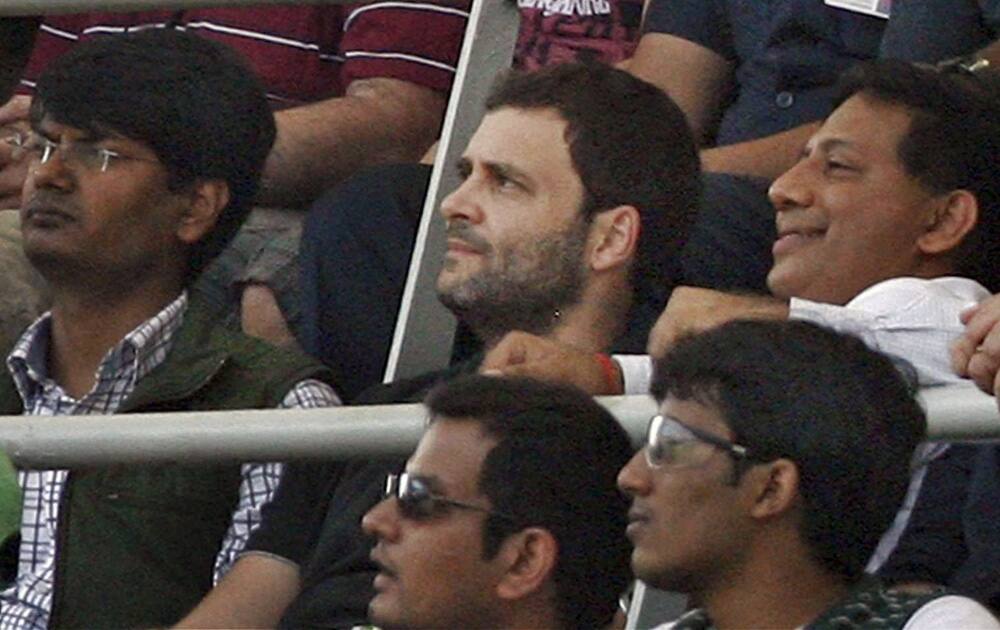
[0,4,469,349]
[362,374,632,630]
[628,0,890,292]
[0,30,339,629]
[176,62,699,627]
[619,319,999,628]
[630,0,998,295]
[299,0,644,400]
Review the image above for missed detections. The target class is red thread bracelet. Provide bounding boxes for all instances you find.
[594,353,621,394]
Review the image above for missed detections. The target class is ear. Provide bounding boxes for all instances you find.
[917,190,979,256]
[587,205,640,273]
[494,527,559,602]
[745,459,799,520]
[175,179,231,245]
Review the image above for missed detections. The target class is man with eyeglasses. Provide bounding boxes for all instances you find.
[619,320,999,629]
[361,374,633,630]
[0,30,340,630]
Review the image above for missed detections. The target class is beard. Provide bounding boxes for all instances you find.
[437,218,589,345]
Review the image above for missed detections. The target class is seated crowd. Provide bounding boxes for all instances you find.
[0,2,997,628]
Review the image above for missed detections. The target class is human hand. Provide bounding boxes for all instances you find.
[0,95,32,209]
[951,295,1000,397]
[479,331,623,395]
[647,286,789,358]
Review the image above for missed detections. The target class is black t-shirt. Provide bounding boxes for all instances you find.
[246,360,478,628]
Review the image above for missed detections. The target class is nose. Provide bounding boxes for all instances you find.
[439,177,484,225]
[26,146,74,193]
[361,497,401,543]
[768,159,813,213]
[617,450,652,497]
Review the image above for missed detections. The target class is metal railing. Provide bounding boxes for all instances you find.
[0,385,996,468]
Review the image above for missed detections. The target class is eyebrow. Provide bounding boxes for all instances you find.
[486,161,531,185]
[457,155,534,188]
[32,121,102,144]
[810,138,855,154]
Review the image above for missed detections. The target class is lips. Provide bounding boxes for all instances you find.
[21,199,75,227]
[369,548,398,590]
[626,506,651,541]
[446,238,484,256]
[772,227,825,257]
[444,224,491,257]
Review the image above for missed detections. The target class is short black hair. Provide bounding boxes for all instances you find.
[31,28,276,284]
[834,60,1000,291]
[651,320,926,582]
[425,375,633,630]
[485,62,701,320]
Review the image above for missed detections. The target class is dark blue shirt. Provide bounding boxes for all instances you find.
[643,0,886,145]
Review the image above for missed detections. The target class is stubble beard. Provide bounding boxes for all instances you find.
[438,219,589,346]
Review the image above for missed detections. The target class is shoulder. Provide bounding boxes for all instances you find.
[902,595,1000,630]
[850,277,990,308]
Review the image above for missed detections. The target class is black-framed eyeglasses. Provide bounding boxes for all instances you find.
[383,472,516,522]
[4,131,158,173]
[644,414,752,469]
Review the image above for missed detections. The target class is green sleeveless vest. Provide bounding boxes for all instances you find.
[0,303,332,629]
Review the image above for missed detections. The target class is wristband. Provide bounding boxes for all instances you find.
[594,353,622,394]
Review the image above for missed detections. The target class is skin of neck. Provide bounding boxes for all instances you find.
[699,524,852,630]
[45,266,186,400]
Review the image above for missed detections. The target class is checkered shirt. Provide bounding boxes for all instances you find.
[0,293,339,629]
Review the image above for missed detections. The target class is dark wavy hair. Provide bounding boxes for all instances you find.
[652,320,926,581]
[485,62,701,333]
[32,27,276,284]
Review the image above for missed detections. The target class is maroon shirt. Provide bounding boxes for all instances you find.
[20,3,470,108]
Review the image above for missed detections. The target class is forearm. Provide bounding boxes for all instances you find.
[258,77,445,208]
[700,122,820,180]
[175,553,301,628]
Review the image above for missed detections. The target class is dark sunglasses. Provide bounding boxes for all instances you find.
[383,472,516,522]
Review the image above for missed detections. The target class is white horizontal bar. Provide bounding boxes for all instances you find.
[0,0,361,17]
[0,386,996,468]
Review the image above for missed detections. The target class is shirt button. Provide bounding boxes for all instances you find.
[775,91,795,108]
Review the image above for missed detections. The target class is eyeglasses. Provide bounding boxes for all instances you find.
[4,131,157,173]
[383,472,516,522]
[644,414,751,469]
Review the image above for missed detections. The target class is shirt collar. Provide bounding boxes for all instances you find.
[6,291,189,405]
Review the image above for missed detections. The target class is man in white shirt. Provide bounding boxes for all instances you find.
[620,319,999,629]
[483,58,1000,398]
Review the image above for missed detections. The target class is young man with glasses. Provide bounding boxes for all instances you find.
[361,374,633,630]
[619,320,999,629]
[0,30,340,629]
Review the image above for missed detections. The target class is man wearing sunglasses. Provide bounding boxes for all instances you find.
[361,374,633,630]
[619,320,999,629]
[0,31,340,629]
